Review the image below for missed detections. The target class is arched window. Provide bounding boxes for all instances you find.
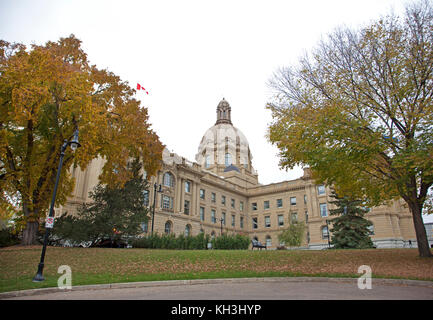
[165,221,172,234]
[321,226,329,240]
[185,224,192,237]
[163,172,174,187]
[205,155,211,168]
[225,153,232,167]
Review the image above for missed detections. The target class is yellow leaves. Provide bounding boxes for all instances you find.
[1,35,164,226]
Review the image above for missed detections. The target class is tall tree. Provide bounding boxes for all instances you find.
[51,158,149,247]
[267,1,433,256]
[328,191,375,249]
[278,221,306,248]
[0,35,164,245]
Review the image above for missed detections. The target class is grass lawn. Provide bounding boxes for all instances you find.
[1,246,432,293]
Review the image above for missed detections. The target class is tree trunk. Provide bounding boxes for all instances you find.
[408,201,432,257]
[22,221,40,245]
[21,202,40,246]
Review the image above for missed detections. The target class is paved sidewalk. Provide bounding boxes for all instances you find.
[2,277,433,300]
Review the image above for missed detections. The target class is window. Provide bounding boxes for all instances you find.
[211,209,216,223]
[185,181,191,193]
[264,200,270,210]
[205,155,211,168]
[318,185,326,195]
[184,200,190,215]
[185,224,191,237]
[291,212,298,223]
[240,201,244,212]
[266,236,272,247]
[141,221,148,233]
[200,207,205,221]
[225,153,232,166]
[290,197,297,205]
[200,189,205,199]
[161,195,173,210]
[367,225,375,235]
[240,216,244,229]
[163,172,174,187]
[211,192,216,203]
[321,226,329,240]
[305,211,308,223]
[252,202,257,210]
[222,212,226,225]
[231,198,235,209]
[304,195,307,204]
[221,195,226,205]
[276,199,283,208]
[252,217,258,229]
[231,214,235,227]
[278,215,284,226]
[143,190,149,207]
[320,203,328,217]
[165,221,172,234]
[265,216,271,228]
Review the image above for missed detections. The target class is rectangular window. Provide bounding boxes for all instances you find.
[240,216,244,229]
[304,194,307,204]
[200,207,205,221]
[141,221,148,233]
[184,200,190,215]
[200,189,205,200]
[240,201,244,212]
[221,195,226,205]
[231,198,235,209]
[291,212,298,223]
[211,192,216,203]
[318,185,326,195]
[143,190,149,207]
[278,214,284,226]
[276,199,283,208]
[231,214,235,227]
[265,216,271,228]
[222,212,226,225]
[290,197,297,205]
[161,195,173,210]
[320,203,328,217]
[322,226,329,239]
[252,202,257,211]
[264,200,270,210]
[211,209,216,223]
[305,211,308,223]
[185,181,191,193]
[252,217,258,229]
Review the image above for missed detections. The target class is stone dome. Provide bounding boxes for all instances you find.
[195,99,255,174]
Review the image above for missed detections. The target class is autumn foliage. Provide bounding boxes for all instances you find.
[0,35,164,245]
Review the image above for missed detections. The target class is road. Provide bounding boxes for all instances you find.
[4,277,433,300]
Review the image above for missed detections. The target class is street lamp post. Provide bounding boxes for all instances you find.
[151,182,162,234]
[219,217,224,236]
[33,129,81,282]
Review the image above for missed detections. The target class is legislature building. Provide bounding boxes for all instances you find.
[59,98,417,249]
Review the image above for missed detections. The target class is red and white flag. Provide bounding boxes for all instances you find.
[136,83,149,94]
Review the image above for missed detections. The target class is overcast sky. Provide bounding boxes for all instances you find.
[1,0,432,222]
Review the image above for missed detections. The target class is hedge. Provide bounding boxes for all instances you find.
[131,233,250,250]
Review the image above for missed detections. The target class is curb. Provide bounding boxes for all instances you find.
[1,277,432,299]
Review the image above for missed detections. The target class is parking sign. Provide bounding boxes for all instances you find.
[45,217,55,228]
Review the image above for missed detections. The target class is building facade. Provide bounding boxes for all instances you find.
[58,99,417,249]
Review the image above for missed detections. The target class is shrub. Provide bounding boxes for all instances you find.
[211,234,250,250]
[0,227,20,248]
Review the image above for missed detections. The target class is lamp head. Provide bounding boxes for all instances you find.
[70,128,81,151]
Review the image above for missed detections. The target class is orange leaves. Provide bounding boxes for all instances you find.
[1,34,163,231]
